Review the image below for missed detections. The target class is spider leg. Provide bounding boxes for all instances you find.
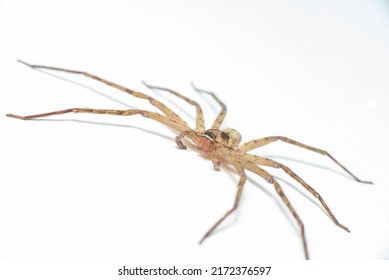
[243,160,309,259]
[243,154,350,232]
[6,108,190,133]
[199,168,246,244]
[175,130,198,149]
[237,136,372,184]
[142,82,205,132]
[17,60,190,130]
[191,83,226,129]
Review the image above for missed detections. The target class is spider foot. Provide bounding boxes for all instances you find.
[336,222,350,233]
[198,233,209,245]
[6,113,27,120]
[357,179,374,185]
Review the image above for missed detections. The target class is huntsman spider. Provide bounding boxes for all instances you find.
[7,60,372,259]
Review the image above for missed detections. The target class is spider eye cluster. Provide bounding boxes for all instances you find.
[204,129,240,147]
[220,131,230,141]
[204,130,216,140]
[222,128,242,147]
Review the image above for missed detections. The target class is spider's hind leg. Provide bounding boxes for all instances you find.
[244,154,350,232]
[243,160,309,259]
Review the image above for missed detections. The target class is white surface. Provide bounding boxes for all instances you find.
[1,0,389,260]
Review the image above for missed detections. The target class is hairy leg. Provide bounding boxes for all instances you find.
[243,154,350,232]
[238,136,372,184]
[7,108,190,133]
[199,168,246,244]
[17,60,190,130]
[242,160,309,259]
[191,83,226,129]
[142,82,205,132]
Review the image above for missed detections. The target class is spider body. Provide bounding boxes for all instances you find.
[183,129,230,153]
[7,60,372,259]
[178,128,242,172]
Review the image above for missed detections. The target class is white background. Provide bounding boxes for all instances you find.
[1,0,389,264]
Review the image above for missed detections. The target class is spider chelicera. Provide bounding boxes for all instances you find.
[7,60,372,259]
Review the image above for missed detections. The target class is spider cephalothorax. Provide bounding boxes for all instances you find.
[203,128,242,147]
[177,128,241,171]
[7,60,372,259]
[200,129,233,148]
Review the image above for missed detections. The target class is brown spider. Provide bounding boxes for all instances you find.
[7,60,372,259]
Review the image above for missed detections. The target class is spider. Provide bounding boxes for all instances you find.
[7,60,372,259]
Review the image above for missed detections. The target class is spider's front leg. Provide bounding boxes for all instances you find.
[16,60,191,130]
[6,108,189,134]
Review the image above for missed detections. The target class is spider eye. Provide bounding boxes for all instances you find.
[220,131,230,142]
[205,130,216,140]
[222,128,242,147]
